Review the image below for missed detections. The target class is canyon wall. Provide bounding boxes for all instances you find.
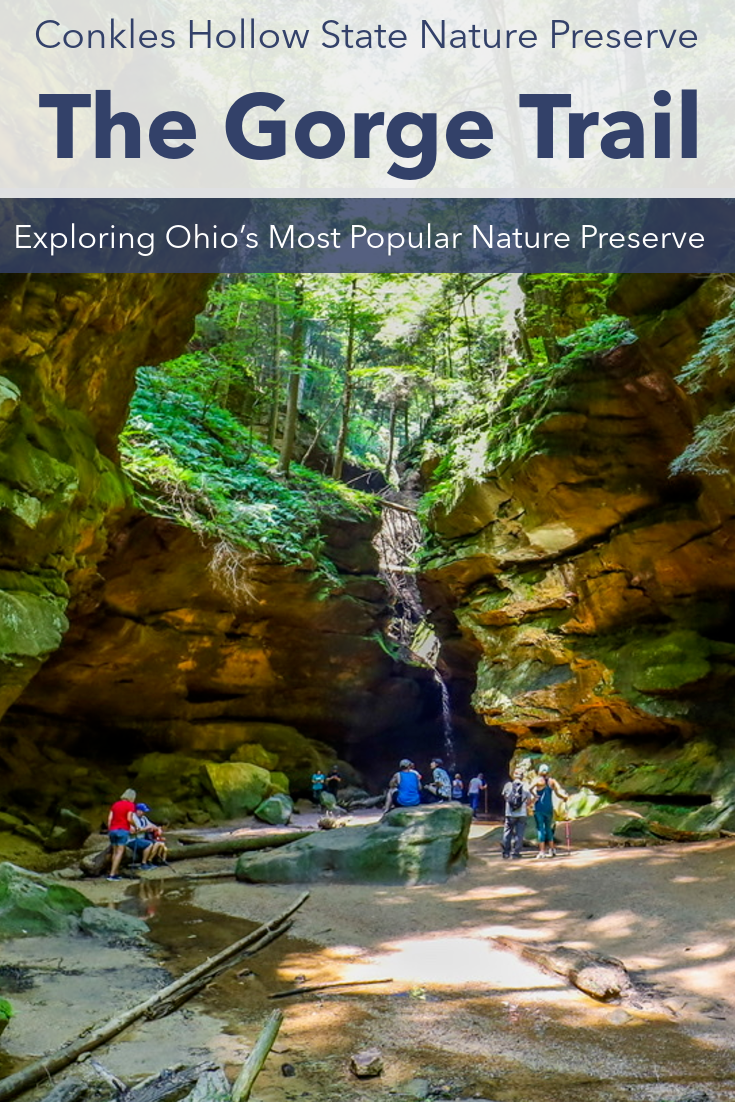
[0,275,438,831]
[421,274,735,830]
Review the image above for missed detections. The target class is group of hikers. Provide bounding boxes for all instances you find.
[106,788,168,880]
[501,763,569,859]
[103,761,566,880]
[384,758,488,817]
[386,756,569,859]
[310,765,342,806]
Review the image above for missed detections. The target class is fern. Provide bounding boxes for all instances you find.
[671,410,735,475]
[676,304,735,391]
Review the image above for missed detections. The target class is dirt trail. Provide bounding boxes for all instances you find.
[3,818,735,1102]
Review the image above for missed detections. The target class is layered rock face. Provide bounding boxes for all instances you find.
[0,274,212,720]
[9,509,429,770]
[421,274,735,827]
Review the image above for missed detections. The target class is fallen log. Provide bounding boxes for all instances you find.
[646,820,719,843]
[494,937,633,1002]
[165,832,313,862]
[79,832,313,876]
[146,918,296,1019]
[270,978,393,1000]
[231,1010,283,1102]
[0,893,309,1102]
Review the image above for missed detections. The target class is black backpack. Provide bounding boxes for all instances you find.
[508,780,525,811]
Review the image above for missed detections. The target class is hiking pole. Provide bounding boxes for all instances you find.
[564,818,571,854]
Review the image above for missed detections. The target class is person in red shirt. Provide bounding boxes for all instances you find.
[107,788,137,880]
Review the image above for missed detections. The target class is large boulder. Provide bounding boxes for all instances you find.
[0,862,89,936]
[201,761,271,818]
[235,803,472,885]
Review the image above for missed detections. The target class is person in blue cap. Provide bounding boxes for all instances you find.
[129,803,168,867]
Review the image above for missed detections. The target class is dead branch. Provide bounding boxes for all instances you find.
[269,978,393,999]
[231,1011,284,1102]
[0,893,308,1102]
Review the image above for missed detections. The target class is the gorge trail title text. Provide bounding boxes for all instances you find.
[33,16,700,180]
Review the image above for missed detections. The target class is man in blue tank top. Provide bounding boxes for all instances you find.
[384,759,422,812]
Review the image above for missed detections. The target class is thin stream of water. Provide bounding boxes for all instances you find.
[433,668,455,771]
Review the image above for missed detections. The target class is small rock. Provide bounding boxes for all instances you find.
[350,1049,383,1078]
[281,1064,296,1077]
[54,867,84,880]
[79,906,149,942]
[401,1078,430,1099]
[608,1008,631,1025]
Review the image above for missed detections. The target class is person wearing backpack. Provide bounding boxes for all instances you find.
[530,763,569,858]
[501,767,533,859]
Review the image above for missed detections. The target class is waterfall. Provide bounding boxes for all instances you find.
[374,493,457,770]
[433,669,455,772]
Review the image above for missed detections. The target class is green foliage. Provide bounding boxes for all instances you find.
[420,314,635,515]
[671,303,735,475]
[0,998,13,1021]
[121,369,376,571]
[670,410,735,476]
[676,303,735,391]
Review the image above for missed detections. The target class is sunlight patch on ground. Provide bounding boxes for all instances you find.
[667,957,735,998]
[586,910,655,939]
[447,883,540,901]
[681,939,731,960]
[308,933,569,995]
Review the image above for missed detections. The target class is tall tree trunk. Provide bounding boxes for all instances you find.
[267,277,281,448]
[277,278,304,477]
[332,277,358,481]
[385,403,398,478]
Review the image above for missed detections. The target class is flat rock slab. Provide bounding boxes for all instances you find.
[235,803,472,885]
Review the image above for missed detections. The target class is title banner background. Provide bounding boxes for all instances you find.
[1,0,732,198]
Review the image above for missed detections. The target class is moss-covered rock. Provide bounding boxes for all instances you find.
[230,742,279,771]
[0,862,89,937]
[201,762,271,818]
[254,793,294,826]
[235,803,472,885]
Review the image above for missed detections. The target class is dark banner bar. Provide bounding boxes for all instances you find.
[1,197,732,272]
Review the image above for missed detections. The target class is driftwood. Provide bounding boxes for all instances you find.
[120,1063,218,1102]
[494,937,633,1002]
[269,978,393,999]
[0,893,309,1102]
[231,1011,283,1102]
[180,1069,231,1102]
[88,1061,126,1093]
[646,820,719,843]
